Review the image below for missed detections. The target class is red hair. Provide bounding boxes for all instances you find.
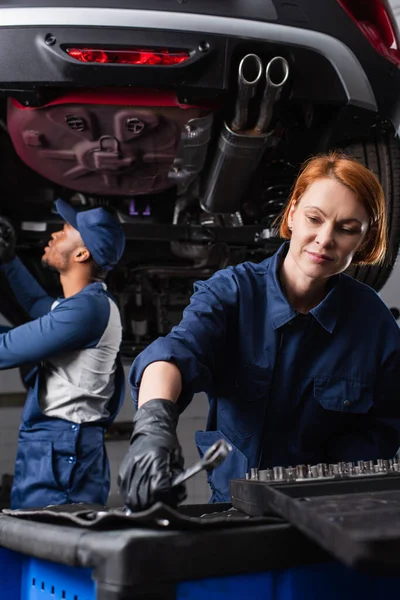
[279,152,387,265]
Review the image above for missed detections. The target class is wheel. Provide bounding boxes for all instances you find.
[342,136,400,291]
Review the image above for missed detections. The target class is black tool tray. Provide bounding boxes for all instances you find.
[230,472,400,574]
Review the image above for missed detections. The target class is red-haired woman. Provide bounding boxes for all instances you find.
[119,152,400,510]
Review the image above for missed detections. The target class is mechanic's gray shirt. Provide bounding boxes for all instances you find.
[39,288,122,423]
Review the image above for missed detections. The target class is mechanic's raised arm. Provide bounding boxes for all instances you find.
[0,218,54,318]
[119,271,239,512]
[0,294,105,369]
[1,257,55,318]
[130,274,239,410]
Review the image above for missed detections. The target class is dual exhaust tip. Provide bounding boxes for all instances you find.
[231,53,290,134]
[200,53,290,214]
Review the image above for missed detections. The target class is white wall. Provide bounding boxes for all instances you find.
[378,266,400,314]
[0,407,21,482]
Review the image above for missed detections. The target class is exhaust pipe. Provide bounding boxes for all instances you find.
[231,54,263,133]
[201,56,290,214]
[254,56,289,134]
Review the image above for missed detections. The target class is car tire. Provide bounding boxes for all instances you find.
[342,136,400,291]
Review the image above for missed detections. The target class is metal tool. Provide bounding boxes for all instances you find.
[245,456,400,485]
[123,439,232,515]
[250,467,259,480]
[171,439,232,488]
[231,53,263,132]
[273,466,286,481]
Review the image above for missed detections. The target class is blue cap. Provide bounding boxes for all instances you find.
[55,199,126,271]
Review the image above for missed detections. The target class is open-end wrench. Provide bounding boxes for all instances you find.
[123,439,232,514]
[171,438,232,488]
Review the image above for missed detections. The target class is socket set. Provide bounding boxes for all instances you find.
[231,457,400,574]
[246,458,400,483]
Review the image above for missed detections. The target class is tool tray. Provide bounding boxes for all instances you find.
[230,471,400,574]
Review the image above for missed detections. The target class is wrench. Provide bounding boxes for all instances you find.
[171,438,232,488]
[123,439,232,514]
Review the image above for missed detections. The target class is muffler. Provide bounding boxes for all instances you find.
[201,56,289,214]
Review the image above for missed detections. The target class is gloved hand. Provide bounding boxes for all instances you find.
[118,399,187,512]
[0,217,16,264]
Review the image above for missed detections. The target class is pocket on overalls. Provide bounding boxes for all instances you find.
[314,377,374,414]
[195,430,248,503]
[12,440,64,509]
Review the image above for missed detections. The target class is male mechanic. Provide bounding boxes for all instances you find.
[0,199,125,509]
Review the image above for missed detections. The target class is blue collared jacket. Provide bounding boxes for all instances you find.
[130,244,400,502]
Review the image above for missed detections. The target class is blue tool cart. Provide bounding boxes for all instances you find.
[0,503,398,600]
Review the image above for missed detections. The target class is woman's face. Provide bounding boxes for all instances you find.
[287,177,371,280]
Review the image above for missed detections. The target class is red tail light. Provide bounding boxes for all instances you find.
[65,47,190,66]
[337,0,400,66]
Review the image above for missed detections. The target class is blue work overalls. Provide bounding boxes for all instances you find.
[11,360,125,509]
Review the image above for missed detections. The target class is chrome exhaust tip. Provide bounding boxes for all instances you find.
[239,53,263,87]
[231,53,263,132]
[265,55,290,89]
[254,56,290,134]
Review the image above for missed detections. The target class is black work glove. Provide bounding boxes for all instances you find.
[0,217,16,264]
[118,399,187,512]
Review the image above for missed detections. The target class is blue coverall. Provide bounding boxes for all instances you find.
[0,257,125,509]
[130,244,400,502]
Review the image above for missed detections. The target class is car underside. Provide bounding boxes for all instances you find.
[0,0,399,357]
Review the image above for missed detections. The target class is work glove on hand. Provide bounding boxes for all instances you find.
[118,399,187,512]
[0,217,16,264]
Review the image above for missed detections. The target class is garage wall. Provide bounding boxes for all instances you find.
[378,269,400,315]
[0,407,20,482]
